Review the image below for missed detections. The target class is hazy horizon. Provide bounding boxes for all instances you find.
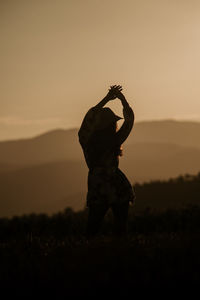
[1,117,200,142]
[1,0,200,141]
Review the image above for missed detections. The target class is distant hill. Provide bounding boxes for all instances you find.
[0,129,82,166]
[0,160,87,217]
[0,120,200,166]
[0,120,200,217]
[129,120,200,148]
[121,142,200,183]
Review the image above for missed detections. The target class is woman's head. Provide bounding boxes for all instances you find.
[90,114,123,157]
[94,107,122,131]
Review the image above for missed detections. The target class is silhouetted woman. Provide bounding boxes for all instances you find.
[78,85,136,238]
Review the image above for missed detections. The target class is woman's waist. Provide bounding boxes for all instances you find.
[88,156,119,169]
[89,165,118,175]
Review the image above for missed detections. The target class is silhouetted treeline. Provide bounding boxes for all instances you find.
[1,204,200,242]
[134,172,200,212]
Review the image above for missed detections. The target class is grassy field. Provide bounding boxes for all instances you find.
[1,204,200,295]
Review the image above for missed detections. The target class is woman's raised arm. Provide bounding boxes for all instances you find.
[115,91,134,145]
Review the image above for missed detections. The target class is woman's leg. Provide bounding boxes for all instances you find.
[86,202,109,239]
[111,201,129,236]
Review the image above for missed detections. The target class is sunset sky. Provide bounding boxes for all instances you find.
[1,0,200,140]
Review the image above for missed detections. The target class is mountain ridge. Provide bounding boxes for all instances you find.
[1,119,200,166]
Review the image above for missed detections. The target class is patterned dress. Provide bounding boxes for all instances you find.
[78,103,136,208]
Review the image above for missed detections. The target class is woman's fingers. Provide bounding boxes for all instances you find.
[109,85,123,92]
[109,85,117,90]
[111,85,122,89]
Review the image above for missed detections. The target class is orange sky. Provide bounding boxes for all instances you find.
[1,0,200,140]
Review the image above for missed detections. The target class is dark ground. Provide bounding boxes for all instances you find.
[1,204,200,296]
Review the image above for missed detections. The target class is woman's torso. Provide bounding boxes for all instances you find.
[83,133,120,171]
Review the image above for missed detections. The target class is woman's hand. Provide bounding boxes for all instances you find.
[114,88,126,101]
[106,85,123,100]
